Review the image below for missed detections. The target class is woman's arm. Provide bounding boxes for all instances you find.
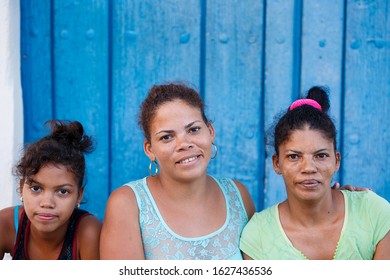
[0,207,17,260]
[373,231,390,260]
[99,186,145,260]
[78,214,102,260]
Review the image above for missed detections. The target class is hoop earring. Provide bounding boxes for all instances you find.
[20,196,23,203]
[211,143,218,159]
[149,160,159,177]
[77,203,81,209]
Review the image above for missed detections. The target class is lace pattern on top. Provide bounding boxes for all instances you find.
[127,177,248,260]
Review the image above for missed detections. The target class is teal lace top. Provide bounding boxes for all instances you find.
[125,176,248,260]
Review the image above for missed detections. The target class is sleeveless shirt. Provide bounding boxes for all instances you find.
[12,207,90,260]
[126,176,248,260]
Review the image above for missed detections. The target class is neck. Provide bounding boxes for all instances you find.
[27,221,68,259]
[149,173,211,204]
[284,189,340,226]
[29,221,68,246]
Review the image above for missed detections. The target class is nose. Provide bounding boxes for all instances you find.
[176,133,193,151]
[301,156,317,173]
[40,192,55,208]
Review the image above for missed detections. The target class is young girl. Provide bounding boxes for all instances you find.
[0,120,102,260]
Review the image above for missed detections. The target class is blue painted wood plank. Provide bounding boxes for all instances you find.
[301,1,345,94]
[342,0,390,200]
[300,1,345,183]
[52,0,110,219]
[263,0,297,209]
[204,0,265,211]
[21,0,53,142]
[110,0,202,193]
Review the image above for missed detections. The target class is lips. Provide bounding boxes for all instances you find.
[299,179,319,188]
[36,213,57,221]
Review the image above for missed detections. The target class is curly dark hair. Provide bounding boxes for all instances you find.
[14,120,95,189]
[138,82,209,142]
[273,86,337,155]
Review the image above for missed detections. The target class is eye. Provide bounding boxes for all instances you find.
[30,185,41,192]
[189,126,201,133]
[287,154,299,160]
[160,134,172,141]
[316,153,329,159]
[57,188,70,196]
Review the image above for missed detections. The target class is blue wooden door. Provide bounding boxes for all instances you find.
[21,0,390,220]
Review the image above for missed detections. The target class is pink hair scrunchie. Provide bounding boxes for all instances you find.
[289,99,322,111]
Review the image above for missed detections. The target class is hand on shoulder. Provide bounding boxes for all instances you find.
[332,182,371,192]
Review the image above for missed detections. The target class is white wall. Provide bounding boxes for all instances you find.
[0,0,23,210]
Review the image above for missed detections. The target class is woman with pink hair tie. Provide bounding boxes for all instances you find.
[240,86,390,260]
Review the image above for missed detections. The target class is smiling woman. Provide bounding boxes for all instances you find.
[100,82,256,260]
[0,120,102,260]
[240,86,390,260]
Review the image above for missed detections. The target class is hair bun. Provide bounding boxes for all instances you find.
[306,86,330,112]
[45,120,95,154]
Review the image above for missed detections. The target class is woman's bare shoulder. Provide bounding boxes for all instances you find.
[0,206,19,258]
[0,206,18,232]
[231,179,256,220]
[107,185,138,205]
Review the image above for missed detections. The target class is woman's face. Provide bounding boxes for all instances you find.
[20,164,82,234]
[272,126,340,202]
[144,99,215,181]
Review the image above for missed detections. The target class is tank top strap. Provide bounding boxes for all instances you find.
[59,208,90,260]
[210,176,248,221]
[12,208,29,259]
[126,177,156,219]
[13,205,20,239]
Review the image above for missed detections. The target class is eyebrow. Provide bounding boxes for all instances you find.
[287,148,329,154]
[155,120,202,136]
[185,120,201,129]
[27,178,75,188]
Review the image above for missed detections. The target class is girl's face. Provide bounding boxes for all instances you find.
[272,126,340,202]
[20,164,83,234]
[144,99,215,181]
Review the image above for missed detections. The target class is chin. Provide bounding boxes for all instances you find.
[177,169,206,181]
[31,223,58,234]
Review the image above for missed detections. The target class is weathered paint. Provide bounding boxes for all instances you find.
[204,0,265,211]
[21,0,390,219]
[52,0,110,218]
[20,0,53,141]
[263,0,297,208]
[342,0,390,200]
